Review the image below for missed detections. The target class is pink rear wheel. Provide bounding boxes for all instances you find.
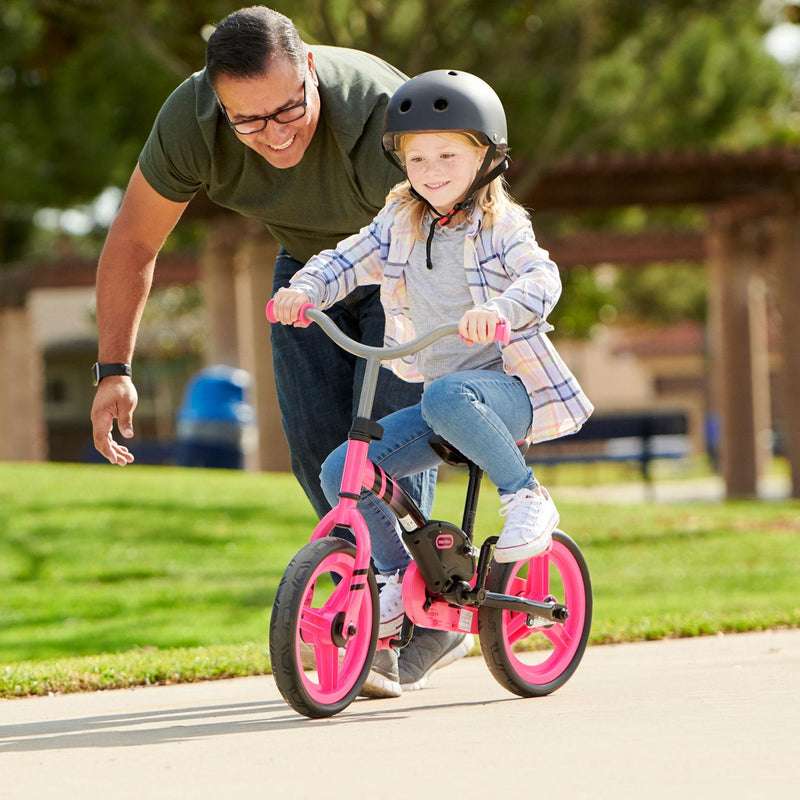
[478,530,592,696]
[269,537,378,718]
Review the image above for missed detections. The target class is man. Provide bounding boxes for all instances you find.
[90,6,471,696]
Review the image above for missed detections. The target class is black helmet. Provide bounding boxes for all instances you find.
[382,70,511,268]
[382,69,508,158]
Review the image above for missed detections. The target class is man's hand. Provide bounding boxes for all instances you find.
[90,164,188,467]
[91,377,137,465]
[459,308,503,346]
[272,287,312,325]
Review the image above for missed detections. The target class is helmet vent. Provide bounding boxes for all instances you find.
[399,99,412,113]
[433,98,448,111]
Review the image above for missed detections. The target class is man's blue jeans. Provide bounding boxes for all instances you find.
[320,369,536,574]
[271,249,436,520]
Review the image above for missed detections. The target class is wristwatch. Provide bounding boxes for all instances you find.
[92,362,132,386]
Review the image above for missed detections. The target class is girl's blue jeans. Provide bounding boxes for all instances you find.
[320,369,537,574]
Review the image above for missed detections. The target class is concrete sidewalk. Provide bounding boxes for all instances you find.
[1,629,798,799]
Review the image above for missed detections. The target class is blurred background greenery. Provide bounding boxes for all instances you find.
[2,0,799,329]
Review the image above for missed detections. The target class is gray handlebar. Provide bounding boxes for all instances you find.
[303,307,460,363]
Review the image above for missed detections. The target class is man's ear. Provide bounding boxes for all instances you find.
[307,51,318,85]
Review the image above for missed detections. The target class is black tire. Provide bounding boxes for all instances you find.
[269,537,379,718]
[478,530,592,697]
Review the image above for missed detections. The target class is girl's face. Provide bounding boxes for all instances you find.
[402,133,486,215]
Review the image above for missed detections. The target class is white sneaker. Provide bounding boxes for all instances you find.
[494,486,559,563]
[378,571,405,638]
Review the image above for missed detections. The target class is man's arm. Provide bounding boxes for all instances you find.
[91,164,189,464]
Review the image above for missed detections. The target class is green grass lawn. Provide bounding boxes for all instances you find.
[1,462,798,697]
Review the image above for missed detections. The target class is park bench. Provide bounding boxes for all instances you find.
[531,410,690,485]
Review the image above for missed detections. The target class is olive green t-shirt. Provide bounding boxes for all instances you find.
[139,46,406,263]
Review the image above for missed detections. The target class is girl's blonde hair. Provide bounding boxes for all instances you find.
[385,131,527,240]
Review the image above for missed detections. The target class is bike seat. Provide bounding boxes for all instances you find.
[429,434,530,468]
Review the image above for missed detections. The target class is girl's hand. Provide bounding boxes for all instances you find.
[459,308,503,346]
[272,288,312,325]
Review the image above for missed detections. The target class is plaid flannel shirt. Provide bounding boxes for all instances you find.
[290,199,594,443]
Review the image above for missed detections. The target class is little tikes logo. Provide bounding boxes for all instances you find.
[435,534,454,549]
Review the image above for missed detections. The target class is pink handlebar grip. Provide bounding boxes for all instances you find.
[265,299,314,327]
[494,321,511,345]
[459,321,511,346]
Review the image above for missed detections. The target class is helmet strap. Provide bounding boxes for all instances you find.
[424,203,470,269]
[419,147,510,269]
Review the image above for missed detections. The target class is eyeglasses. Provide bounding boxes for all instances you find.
[220,76,307,135]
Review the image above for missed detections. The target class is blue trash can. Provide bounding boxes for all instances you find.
[176,366,257,469]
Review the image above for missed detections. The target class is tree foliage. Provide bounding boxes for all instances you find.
[1,0,798,327]
[283,1,796,174]
[2,1,795,210]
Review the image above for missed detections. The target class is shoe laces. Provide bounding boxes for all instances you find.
[499,487,545,527]
[379,570,404,621]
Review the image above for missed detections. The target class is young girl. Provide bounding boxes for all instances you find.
[272,69,593,642]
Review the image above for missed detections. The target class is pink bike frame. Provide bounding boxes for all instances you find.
[311,439,374,638]
[266,298,510,645]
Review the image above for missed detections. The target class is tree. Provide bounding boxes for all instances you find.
[2,0,797,275]
[284,1,796,181]
[0,0,219,259]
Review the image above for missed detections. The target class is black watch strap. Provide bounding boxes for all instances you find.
[92,362,132,386]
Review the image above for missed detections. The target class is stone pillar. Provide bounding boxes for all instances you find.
[770,208,800,498]
[233,222,290,472]
[200,216,241,367]
[0,307,47,461]
[705,209,771,498]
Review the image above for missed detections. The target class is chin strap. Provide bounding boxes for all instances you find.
[422,200,471,269]
[417,152,510,269]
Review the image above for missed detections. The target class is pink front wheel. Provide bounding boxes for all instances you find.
[269,537,379,718]
[478,530,592,696]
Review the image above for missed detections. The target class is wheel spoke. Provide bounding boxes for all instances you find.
[543,621,573,651]
[302,580,316,610]
[526,552,550,597]
[316,644,340,692]
[504,611,531,645]
[504,556,553,645]
[325,564,352,610]
[508,574,528,597]
[299,606,328,642]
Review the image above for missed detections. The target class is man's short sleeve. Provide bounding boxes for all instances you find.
[138,76,210,202]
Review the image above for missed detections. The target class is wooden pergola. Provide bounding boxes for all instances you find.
[2,147,798,498]
[519,147,800,499]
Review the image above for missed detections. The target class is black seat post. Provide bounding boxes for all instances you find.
[461,461,484,541]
